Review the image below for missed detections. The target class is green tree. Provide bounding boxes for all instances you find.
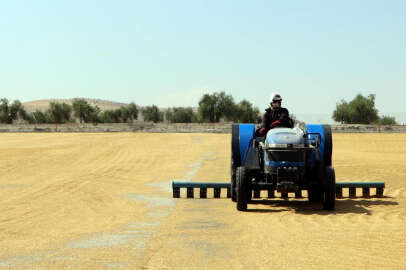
[349,94,379,124]
[126,102,139,121]
[10,100,28,122]
[332,94,379,124]
[47,102,72,124]
[0,99,11,123]
[118,107,130,122]
[119,106,134,123]
[29,110,50,124]
[72,98,101,123]
[0,99,28,123]
[142,105,163,123]
[373,116,398,125]
[198,94,217,122]
[166,107,197,123]
[198,91,236,122]
[332,100,352,124]
[98,103,137,123]
[100,110,119,123]
[216,92,236,121]
[233,99,260,123]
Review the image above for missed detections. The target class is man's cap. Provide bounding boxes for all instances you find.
[270,93,282,103]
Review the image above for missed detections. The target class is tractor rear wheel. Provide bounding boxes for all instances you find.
[236,166,250,211]
[322,167,336,210]
[231,124,241,202]
[308,159,325,203]
[322,125,333,167]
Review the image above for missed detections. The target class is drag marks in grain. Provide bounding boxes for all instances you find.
[58,146,213,268]
[141,134,406,269]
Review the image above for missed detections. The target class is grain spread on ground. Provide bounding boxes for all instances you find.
[0,133,405,269]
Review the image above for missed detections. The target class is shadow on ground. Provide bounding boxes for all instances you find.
[246,198,398,215]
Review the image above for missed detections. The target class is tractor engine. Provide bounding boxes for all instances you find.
[264,128,306,192]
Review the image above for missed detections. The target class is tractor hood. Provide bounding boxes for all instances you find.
[265,127,304,146]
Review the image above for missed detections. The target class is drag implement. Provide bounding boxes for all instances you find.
[172,124,386,211]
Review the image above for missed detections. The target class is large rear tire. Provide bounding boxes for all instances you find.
[322,167,336,210]
[322,125,332,167]
[236,166,250,211]
[231,124,240,202]
[308,160,323,202]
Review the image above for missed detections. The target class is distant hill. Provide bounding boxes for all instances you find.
[22,98,191,114]
[22,98,129,113]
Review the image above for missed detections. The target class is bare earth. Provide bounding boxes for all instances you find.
[0,133,405,269]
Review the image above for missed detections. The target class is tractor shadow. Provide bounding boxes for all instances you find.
[247,198,398,215]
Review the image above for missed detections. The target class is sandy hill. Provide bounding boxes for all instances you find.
[22,99,129,113]
[22,99,190,114]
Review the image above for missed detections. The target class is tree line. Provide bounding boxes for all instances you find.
[0,98,139,124]
[0,93,398,125]
[0,92,261,124]
[142,92,261,124]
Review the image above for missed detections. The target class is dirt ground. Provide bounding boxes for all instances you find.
[0,133,405,269]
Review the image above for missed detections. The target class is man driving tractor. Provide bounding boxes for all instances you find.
[255,93,294,137]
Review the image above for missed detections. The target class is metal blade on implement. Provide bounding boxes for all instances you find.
[335,182,385,198]
[172,181,385,199]
[172,182,231,199]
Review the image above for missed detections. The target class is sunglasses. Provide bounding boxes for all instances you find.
[272,100,282,104]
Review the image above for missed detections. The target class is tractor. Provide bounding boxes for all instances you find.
[172,123,385,211]
[231,124,335,211]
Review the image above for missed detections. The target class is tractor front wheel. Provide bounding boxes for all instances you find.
[322,167,336,210]
[236,166,250,211]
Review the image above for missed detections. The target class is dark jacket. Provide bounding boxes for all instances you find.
[256,107,294,136]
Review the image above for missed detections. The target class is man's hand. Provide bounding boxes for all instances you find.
[271,120,280,127]
[258,127,266,136]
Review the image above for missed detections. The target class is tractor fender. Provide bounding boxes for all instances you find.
[231,124,255,166]
[305,124,333,166]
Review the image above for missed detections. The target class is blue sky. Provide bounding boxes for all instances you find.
[1,0,405,123]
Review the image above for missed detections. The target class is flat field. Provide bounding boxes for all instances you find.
[0,133,405,269]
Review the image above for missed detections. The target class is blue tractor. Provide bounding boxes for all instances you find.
[172,123,385,210]
[230,123,335,211]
